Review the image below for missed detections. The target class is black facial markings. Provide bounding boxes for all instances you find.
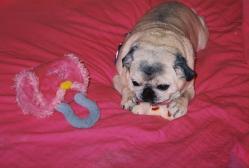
[141,87,156,103]
[132,80,140,87]
[157,84,170,91]
[174,53,197,81]
[139,61,164,80]
[157,13,165,22]
[122,45,138,70]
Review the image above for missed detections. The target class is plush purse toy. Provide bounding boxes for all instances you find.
[15,54,100,128]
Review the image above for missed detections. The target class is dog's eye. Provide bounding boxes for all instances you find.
[132,80,140,86]
[157,84,169,91]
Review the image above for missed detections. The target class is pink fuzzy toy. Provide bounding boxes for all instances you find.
[15,54,100,128]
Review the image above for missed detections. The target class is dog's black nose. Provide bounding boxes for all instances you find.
[141,87,155,103]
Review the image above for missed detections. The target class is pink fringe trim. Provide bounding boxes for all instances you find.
[15,53,89,118]
[15,71,54,118]
[66,53,89,94]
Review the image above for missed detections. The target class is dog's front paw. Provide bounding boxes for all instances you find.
[121,95,137,111]
[168,98,188,119]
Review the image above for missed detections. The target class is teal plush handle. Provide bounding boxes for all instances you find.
[56,93,100,128]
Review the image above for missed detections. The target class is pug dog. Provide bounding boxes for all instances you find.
[113,2,208,119]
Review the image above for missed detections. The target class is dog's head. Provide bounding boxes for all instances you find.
[122,43,196,104]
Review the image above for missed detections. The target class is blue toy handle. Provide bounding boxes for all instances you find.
[55,93,100,128]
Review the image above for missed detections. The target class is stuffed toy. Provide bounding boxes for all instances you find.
[132,102,172,120]
[15,54,100,128]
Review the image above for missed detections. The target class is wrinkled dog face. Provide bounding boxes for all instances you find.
[122,44,196,104]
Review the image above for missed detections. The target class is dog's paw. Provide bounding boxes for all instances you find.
[168,98,188,119]
[121,95,137,111]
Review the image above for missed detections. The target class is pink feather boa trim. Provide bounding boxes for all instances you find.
[15,54,89,118]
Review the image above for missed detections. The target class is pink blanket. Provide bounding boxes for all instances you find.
[1,0,248,167]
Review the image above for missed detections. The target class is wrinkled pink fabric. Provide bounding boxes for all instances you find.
[243,0,249,64]
[15,54,89,118]
[0,0,248,168]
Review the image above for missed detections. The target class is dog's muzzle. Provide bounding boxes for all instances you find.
[141,87,156,103]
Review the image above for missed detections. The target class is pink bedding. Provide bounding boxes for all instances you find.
[1,0,249,167]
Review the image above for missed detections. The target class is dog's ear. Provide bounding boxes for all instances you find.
[122,45,137,70]
[174,53,197,81]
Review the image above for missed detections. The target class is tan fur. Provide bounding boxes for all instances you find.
[113,2,208,119]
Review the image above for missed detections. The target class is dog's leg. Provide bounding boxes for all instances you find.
[113,74,137,110]
[120,87,137,110]
[168,84,195,119]
[113,75,123,94]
